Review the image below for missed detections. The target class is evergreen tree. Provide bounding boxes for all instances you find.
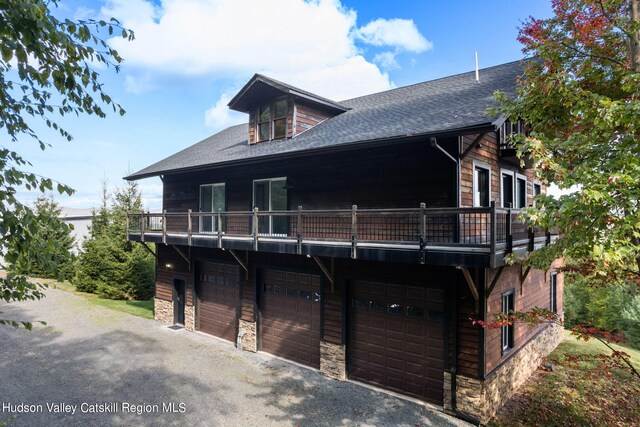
[7,195,76,280]
[74,180,154,300]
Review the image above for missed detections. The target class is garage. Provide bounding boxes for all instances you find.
[261,270,321,368]
[349,280,445,404]
[195,262,240,342]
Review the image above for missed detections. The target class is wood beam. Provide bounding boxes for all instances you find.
[313,257,335,293]
[459,132,487,161]
[138,242,157,259]
[228,249,248,274]
[459,267,479,312]
[519,265,532,294]
[486,266,504,298]
[170,245,190,265]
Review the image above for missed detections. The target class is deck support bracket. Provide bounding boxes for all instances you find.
[486,266,504,298]
[138,242,157,259]
[458,266,480,313]
[313,257,335,293]
[519,265,532,293]
[228,249,249,276]
[170,245,191,271]
[459,132,487,161]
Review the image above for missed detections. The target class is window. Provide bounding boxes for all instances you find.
[501,290,515,353]
[474,163,491,207]
[550,272,558,313]
[533,182,542,206]
[501,170,514,208]
[253,177,288,235]
[199,183,225,233]
[516,174,527,208]
[256,98,288,142]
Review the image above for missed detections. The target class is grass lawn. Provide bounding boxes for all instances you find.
[36,278,154,320]
[490,330,640,426]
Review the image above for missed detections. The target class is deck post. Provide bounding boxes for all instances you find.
[297,206,303,255]
[419,202,426,264]
[490,202,497,267]
[217,209,223,249]
[162,210,167,244]
[351,204,358,259]
[140,212,145,242]
[505,205,512,254]
[546,229,551,246]
[187,209,192,246]
[253,207,259,251]
[528,225,534,252]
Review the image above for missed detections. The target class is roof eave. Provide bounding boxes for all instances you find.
[124,122,496,181]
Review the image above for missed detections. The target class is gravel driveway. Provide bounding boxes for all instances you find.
[0,288,471,427]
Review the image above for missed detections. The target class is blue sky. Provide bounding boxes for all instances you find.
[13,0,553,211]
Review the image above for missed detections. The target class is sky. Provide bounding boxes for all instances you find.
[12,0,554,211]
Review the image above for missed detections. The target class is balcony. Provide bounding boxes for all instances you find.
[126,204,555,268]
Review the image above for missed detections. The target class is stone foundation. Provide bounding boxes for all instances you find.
[184,305,195,331]
[320,341,346,381]
[154,298,173,324]
[238,320,257,352]
[452,323,564,423]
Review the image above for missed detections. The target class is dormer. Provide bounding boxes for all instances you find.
[227,74,348,145]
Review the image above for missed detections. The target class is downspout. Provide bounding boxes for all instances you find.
[432,136,481,425]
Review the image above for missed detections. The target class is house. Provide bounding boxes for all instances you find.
[60,207,93,253]
[125,60,564,423]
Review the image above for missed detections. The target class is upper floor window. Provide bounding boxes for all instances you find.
[516,174,527,208]
[533,182,542,206]
[257,98,288,142]
[501,169,527,208]
[199,183,225,233]
[501,170,514,208]
[474,162,491,207]
[253,177,288,235]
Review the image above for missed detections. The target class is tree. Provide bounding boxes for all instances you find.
[7,194,76,280]
[75,180,154,300]
[496,0,640,285]
[489,0,640,378]
[0,1,133,327]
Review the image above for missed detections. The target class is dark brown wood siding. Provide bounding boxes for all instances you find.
[484,260,564,375]
[156,244,193,305]
[293,99,332,136]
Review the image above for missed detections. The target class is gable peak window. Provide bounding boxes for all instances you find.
[257,98,288,142]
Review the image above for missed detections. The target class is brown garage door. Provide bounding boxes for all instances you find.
[349,280,445,404]
[196,262,240,342]
[261,270,321,368]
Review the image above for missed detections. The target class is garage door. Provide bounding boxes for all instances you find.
[196,262,240,342]
[261,270,321,368]
[349,280,445,404]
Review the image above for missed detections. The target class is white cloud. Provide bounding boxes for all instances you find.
[354,18,433,52]
[124,73,156,94]
[101,0,430,100]
[373,51,400,70]
[204,92,246,130]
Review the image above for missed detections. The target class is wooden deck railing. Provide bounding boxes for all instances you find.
[127,202,551,258]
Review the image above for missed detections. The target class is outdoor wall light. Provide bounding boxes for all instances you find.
[165,263,173,269]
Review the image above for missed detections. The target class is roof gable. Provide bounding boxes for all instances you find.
[227,73,348,114]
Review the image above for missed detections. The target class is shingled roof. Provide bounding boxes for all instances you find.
[126,60,524,180]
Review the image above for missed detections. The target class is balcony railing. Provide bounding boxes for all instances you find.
[127,203,553,267]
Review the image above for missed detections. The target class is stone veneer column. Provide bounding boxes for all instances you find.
[154,298,173,324]
[320,341,346,381]
[238,320,257,352]
[454,323,565,423]
[184,305,195,331]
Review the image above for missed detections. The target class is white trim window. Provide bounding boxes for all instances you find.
[533,181,542,206]
[500,169,515,208]
[199,183,225,233]
[473,161,491,207]
[501,290,515,353]
[550,272,558,313]
[516,173,527,208]
[253,177,288,235]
